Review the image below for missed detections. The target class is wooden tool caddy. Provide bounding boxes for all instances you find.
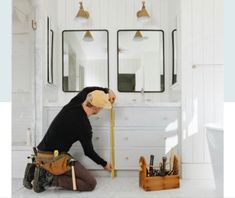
[139,156,180,191]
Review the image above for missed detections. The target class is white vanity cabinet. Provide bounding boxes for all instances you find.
[113,105,181,170]
[12,146,34,178]
[42,104,180,171]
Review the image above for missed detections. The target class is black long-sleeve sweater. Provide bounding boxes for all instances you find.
[37,87,109,167]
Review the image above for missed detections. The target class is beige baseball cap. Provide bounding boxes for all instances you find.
[87,90,112,109]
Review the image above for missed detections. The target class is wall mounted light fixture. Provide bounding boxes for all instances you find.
[83,31,94,41]
[136,1,150,23]
[75,2,89,24]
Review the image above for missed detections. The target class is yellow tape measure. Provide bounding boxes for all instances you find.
[110,107,115,178]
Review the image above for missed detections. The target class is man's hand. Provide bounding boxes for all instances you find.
[104,162,112,172]
[108,89,116,104]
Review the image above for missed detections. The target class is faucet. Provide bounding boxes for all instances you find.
[141,88,144,95]
[140,88,145,103]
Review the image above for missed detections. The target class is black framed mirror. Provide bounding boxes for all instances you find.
[117,29,165,93]
[172,29,177,85]
[47,17,54,84]
[62,30,109,92]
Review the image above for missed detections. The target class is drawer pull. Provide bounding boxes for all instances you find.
[95,137,100,140]
[125,157,129,160]
[163,117,168,120]
[124,137,128,140]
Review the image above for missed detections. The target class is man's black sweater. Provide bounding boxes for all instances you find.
[37,87,109,167]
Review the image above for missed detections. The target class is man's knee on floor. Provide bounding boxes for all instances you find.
[88,178,97,191]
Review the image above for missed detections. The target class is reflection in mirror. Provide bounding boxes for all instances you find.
[117,30,165,92]
[62,30,109,92]
[172,29,177,85]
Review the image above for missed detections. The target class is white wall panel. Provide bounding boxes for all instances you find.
[203,66,214,163]
[180,0,223,178]
[180,0,193,164]
[202,0,214,64]
[191,65,223,164]
[181,135,193,163]
[12,0,35,146]
[192,0,203,64]
[192,65,204,163]
[214,66,224,124]
[100,0,109,28]
[214,0,224,64]
[182,163,213,179]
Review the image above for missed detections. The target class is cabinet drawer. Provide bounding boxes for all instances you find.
[92,131,110,148]
[115,130,165,147]
[69,149,110,169]
[12,150,33,178]
[89,110,110,127]
[70,131,110,149]
[115,148,171,170]
[114,107,178,127]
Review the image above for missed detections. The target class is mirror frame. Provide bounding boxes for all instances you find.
[172,29,177,85]
[117,29,165,93]
[47,17,54,84]
[62,29,109,92]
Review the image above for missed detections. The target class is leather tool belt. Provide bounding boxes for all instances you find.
[34,150,72,175]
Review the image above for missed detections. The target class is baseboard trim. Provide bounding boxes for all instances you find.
[182,163,213,179]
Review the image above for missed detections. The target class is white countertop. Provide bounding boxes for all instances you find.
[44,102,181,108]
[114,102,181,107]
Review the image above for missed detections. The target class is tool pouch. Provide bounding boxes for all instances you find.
[34,152,72,175]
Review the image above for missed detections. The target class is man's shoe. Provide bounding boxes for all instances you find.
[33,167,45,193]
[33,167,54,193]
[23,163,35,189]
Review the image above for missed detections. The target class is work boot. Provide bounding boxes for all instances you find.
[23,163,35,189]
[33,167,54,193]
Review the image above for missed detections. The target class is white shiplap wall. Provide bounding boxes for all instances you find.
[42,0,180,106]
[180,0,223,178]
[12,0,35,145]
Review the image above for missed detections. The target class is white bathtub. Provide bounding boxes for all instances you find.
[206,124,223,197]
